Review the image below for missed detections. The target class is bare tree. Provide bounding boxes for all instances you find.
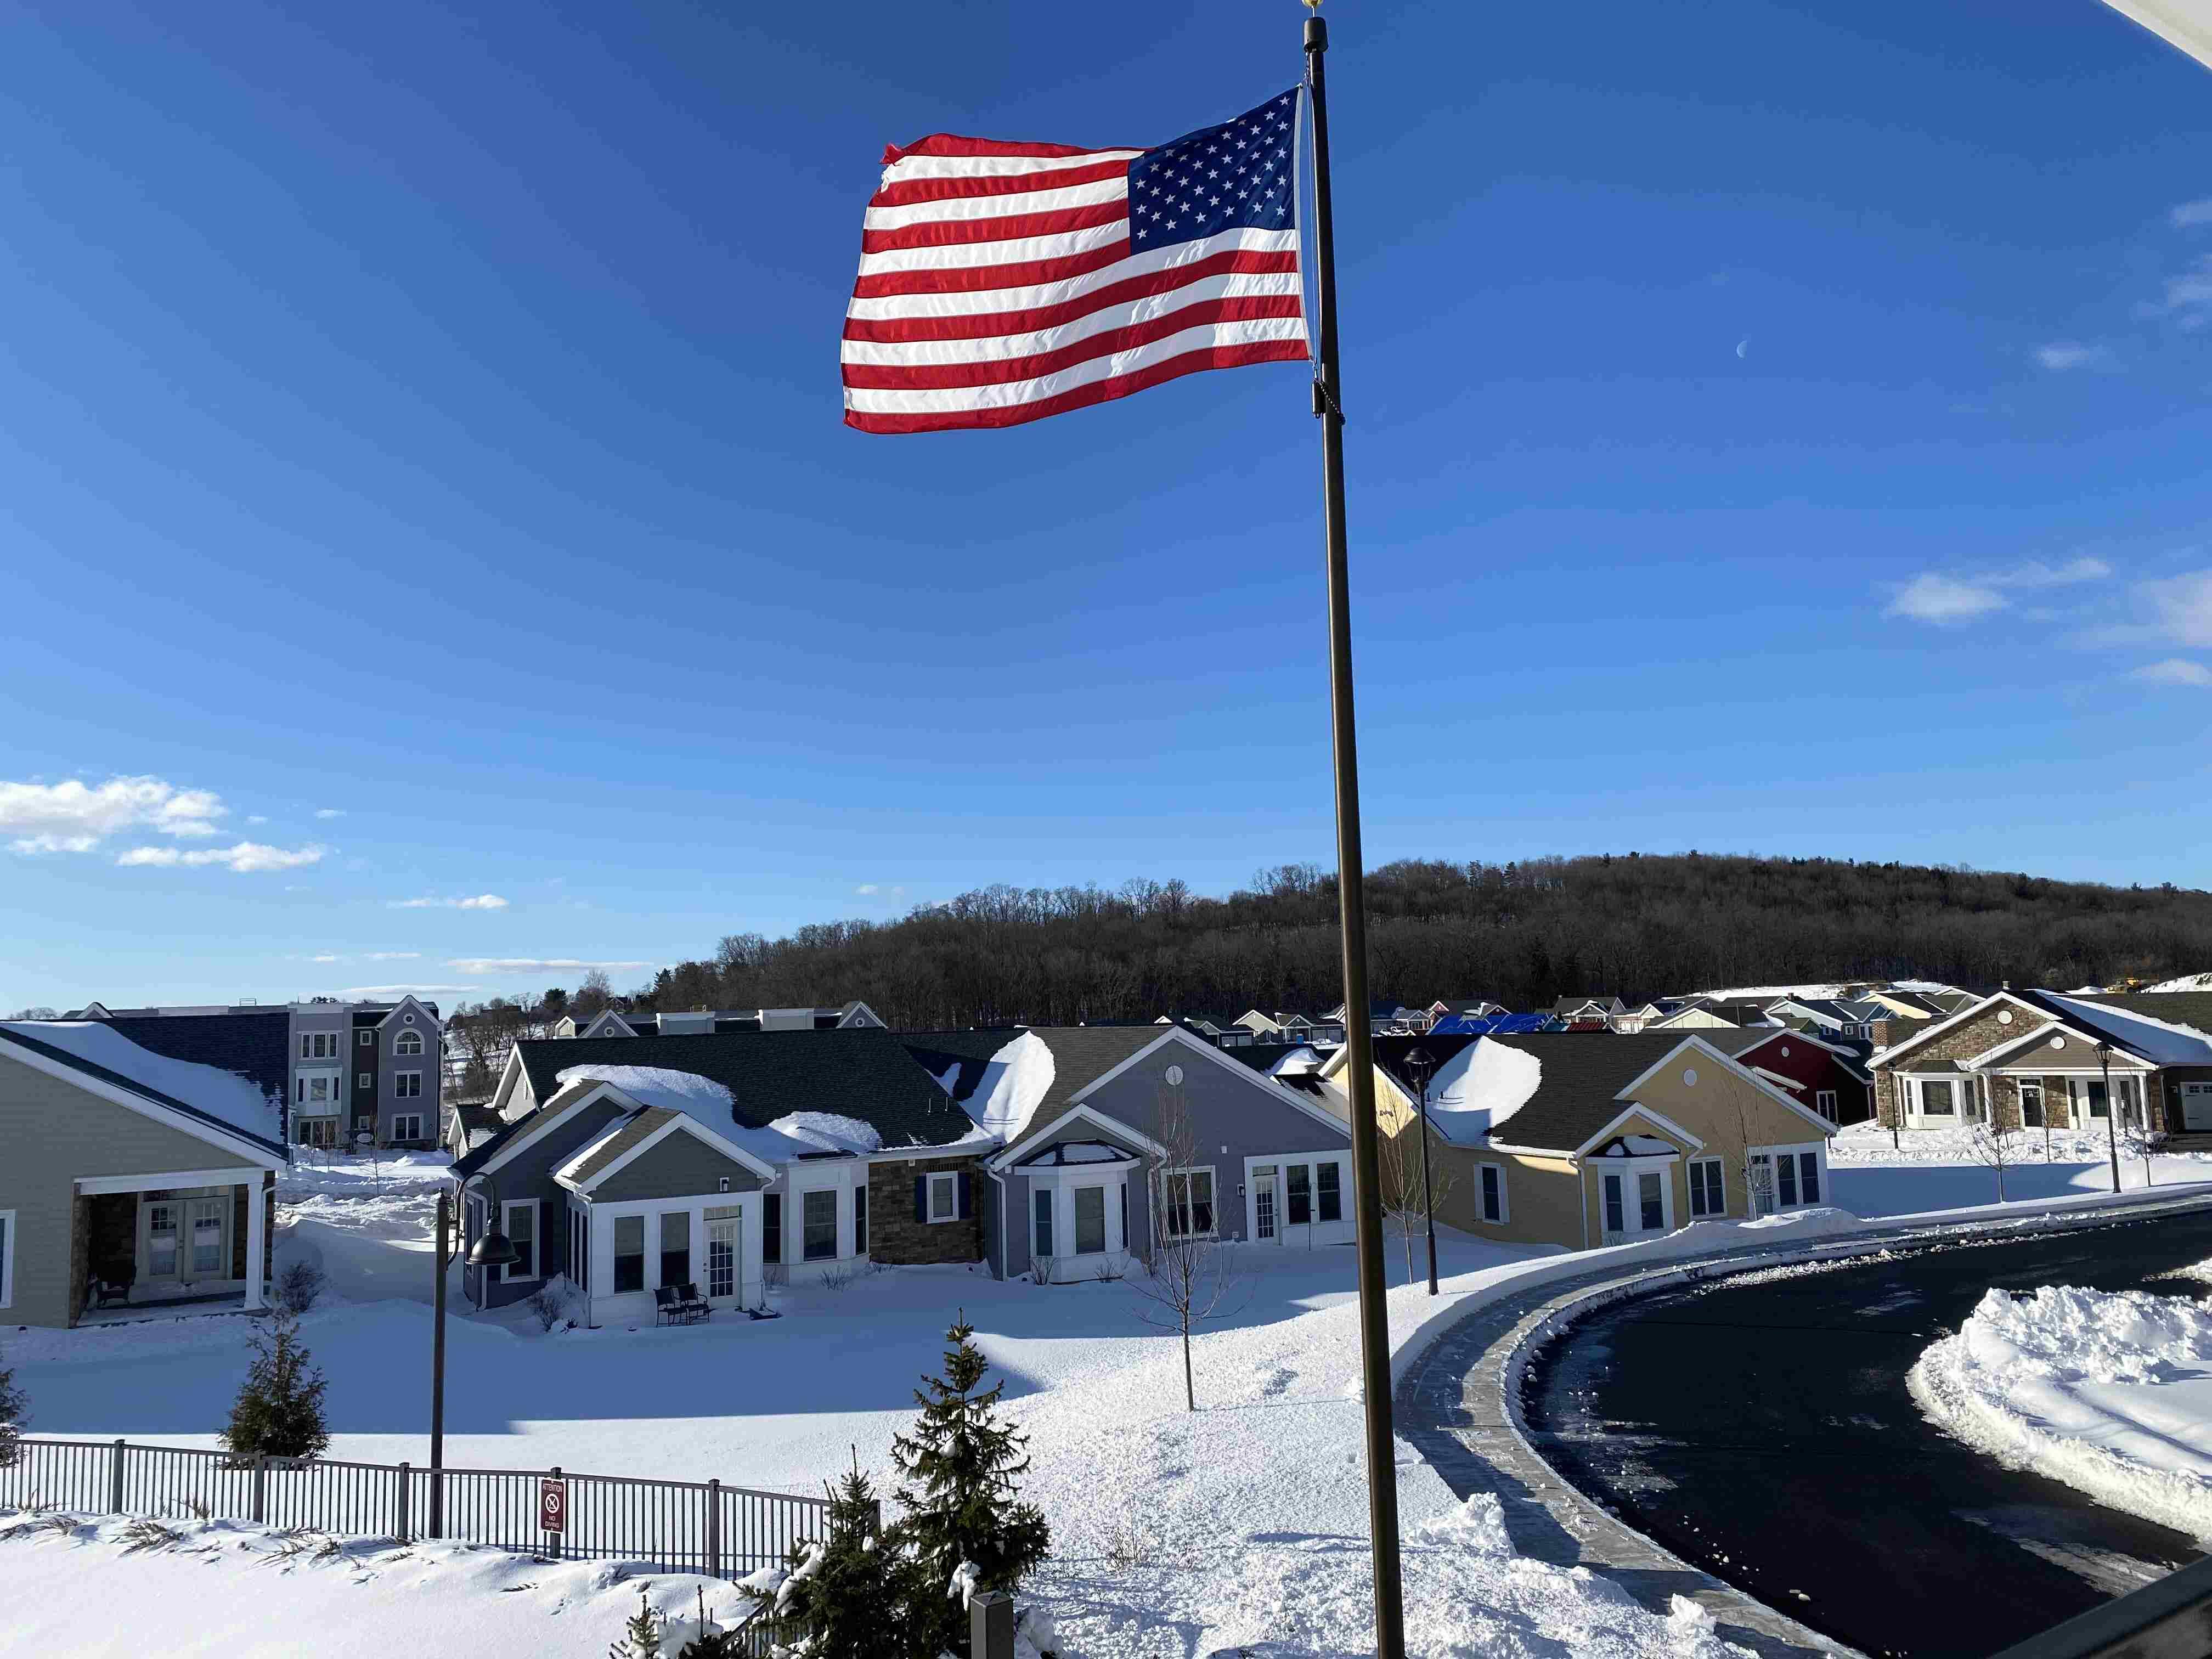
[573,968,613,1019]
[1965,1121,2013,1203]
[1376,1109,1454,1283]
[1126,1081,1242,1410]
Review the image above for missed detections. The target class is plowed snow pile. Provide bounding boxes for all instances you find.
[1912,1282,2212,1541]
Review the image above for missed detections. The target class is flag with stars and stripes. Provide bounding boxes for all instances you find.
[842,90,1308,435]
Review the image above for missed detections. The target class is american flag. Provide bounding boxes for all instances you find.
[842,91,1308,435]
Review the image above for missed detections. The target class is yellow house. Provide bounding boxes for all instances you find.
[1317,1032,1839,1251]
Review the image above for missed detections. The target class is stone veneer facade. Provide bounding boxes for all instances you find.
[868,1152,986,1266]
[1874,1001,2129,1132]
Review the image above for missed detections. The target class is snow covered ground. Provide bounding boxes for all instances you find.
[276,1150,453,1306]
[1912,1281,2212,1543]
[0,1214,1784,1658]
[1827,1120,2212,1219]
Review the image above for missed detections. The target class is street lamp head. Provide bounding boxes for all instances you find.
[466,1227,519,1269]
[1404,1045,1433,1076]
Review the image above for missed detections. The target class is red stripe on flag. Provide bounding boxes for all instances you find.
[850,239,1132,299]
[859,200,1127,255]
[841,297,1306,390]
[842,250,1301,343]
[881,134,1141,163]
[844,339,1310,433]
[869,158,1133,210]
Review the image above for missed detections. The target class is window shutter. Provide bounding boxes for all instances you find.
[957,1171,972,1219]
[914,1176,927,1222]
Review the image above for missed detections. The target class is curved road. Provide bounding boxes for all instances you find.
[1520,1210,2212,1659]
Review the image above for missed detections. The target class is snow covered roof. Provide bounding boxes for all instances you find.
[551,1063,906,1166]
[2046,995,2212,1066]
[0,1018,286,1151]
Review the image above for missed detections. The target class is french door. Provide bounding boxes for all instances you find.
[1252,1167,1278,1242]
[142,1195,229,1285]
[707,1216,740,1300]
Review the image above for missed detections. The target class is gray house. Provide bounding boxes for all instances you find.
[902,1025,1355,1284]
[0,1015,289,1328]
[454,1028,982,1322]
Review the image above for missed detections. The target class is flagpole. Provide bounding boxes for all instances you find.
[1302,9,1407,1658]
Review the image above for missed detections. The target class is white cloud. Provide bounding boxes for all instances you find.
[443,957,653,975]
[1886,556,2114,627]
[311,953,341,963]
[1886,574,2008,625]
[116,840,326,873]
[2171,198,2212,229]
[314,808,345,820]
[364,951,421,961]
[246,814,268,825]
[2,775,225,855]
[2034,341,2114,371]
[2132,658,2212,687]
[2154,255,2212,330]
[855,884,880,895]
[340,984,481,997]
[2142,569,2212,647]
[390,894,510,910]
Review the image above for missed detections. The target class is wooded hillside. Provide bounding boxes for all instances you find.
[624,855,2212,1030]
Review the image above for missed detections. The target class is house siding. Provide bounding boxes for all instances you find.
[0,1049,278,1328]
[999,1118,1155,1282]
[1874,1004,2053,1126]
[588,1135,765,1204]
[464,1096,631,1310]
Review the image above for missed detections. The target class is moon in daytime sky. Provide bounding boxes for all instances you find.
[1736,338,1750,358]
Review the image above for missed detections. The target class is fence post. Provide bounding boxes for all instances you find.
[109,1441,127,1515]
[396,1462,411,1544]
[706,1478,721,1579]
[969,1590,1014,1659]
[252,1454,268,1525]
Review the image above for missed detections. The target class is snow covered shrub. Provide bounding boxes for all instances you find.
[0,1345,26,1468]
[818,1259,862,1293]
[221,1308,330,1462]
[276,1260,327,1315]
[1029,1256,1056,1286]
[891,1313,1051,1654]
[526,1276,577,1332]
[607,1585,663,1658]
[740,1454,922,1658]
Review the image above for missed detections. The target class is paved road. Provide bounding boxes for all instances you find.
[1520,1210,2212,1659]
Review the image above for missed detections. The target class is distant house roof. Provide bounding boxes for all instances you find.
[448,1102,506,1154]
[0,1017,289,1158]
[490,1028,976,1164]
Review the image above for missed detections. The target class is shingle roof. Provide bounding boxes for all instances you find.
[1014,1026,1188,1129]
[0,1017,289,1156]
[1371,1031,1735,1155]
[896,1029,1031,1105]
[508,1028,975,1151]
[2080,991,2212,1033]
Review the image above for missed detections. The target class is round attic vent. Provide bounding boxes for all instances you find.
[1165,1064,1184,1086]
[2049,1035,2066,1049]
[1998,1011,2014,1025]
[1682,1067,1699,1087]
[1780,1046,1791,1057]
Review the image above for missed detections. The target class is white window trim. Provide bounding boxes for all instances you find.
[391,1113,425,1143]
[926,1170,960,1224]
[1749,1143,1828,1214]
[1688,1155,1727,1218]
[1814,1089,1838,1122]
[1906,1075,1965,1127]
[1476,1161,1509,1226]
[0,1207,14,1310]
[394,1070,424,1099]
[1154,1164,1219,1239]
[1596,1158,1676,1239]
[1068,1181,1113,1256]
[797,1183,844,1263]
[395,1031,425,1056]
[1238,1152,1355,1243]
[501,1198,541,1284]
[357,1071,374,1091]
[358,1029,374,1047]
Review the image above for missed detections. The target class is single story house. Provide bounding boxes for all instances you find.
[0,1015,289,1328]
[905,1024,1355,1283]
[1869,989,2212,1136]
[551,1002,884,1039]
[1319,1031,1839,1251]
[456,1028,983,1322]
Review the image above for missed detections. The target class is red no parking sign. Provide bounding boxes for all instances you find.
[539,1476,567,1534]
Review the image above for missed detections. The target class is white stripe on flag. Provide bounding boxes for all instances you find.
[842,316,1307,414]
[854,218,1129,278]
[864,175,1128,233]
[879,149,1143,185]
[838,273,1302,365]
[845,228,1298,319]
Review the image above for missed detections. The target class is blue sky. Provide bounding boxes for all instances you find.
[4,0,2210,1013]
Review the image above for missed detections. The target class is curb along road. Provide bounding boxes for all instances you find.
[1393,1186,2212,1659]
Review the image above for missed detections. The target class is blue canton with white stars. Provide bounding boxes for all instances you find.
[1127,89,1299,252]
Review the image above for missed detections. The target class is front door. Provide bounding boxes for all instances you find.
[143,1200,182,1284]
[187,1198,228,1282]
[707,1216,741,1301]
[2185,1082,2212,1133]
[1252,1166,1278,1243]
[141,1195,229,1287]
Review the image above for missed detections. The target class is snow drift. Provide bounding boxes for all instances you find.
[1912,1283,2212,1542]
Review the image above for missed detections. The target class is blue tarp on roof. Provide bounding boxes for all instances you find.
[1428,1013,1561,1036]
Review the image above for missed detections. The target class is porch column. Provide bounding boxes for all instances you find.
[243,1175,267,1311]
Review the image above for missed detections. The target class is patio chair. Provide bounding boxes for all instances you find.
[674,1282,710,1322]
[88,1261,134,1309]
[652,1285,686,1326]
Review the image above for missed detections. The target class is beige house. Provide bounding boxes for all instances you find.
[1869,988,2212,1137]
[0,1018,287,1329]
[1318,1032,1838,1251]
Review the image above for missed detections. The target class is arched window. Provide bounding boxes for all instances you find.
[396,1030,424,1056]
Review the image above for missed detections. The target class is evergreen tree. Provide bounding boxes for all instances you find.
[747,1453,922,1658]
[0,1346,26,1469]
[219,1308,330,1461]
[608,1587,662,1659]
[890,1314,1050,1650]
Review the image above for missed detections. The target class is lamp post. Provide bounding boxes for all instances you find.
[430,1172,517,1538]
[2098,1042,2121,1195]
[1403,1046,1440,1296]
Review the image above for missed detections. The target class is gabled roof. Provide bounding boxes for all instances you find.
[0,1018,288,1160]
[506,1028,976,1152]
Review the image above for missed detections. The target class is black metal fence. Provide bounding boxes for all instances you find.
[0,1437,833,1581]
